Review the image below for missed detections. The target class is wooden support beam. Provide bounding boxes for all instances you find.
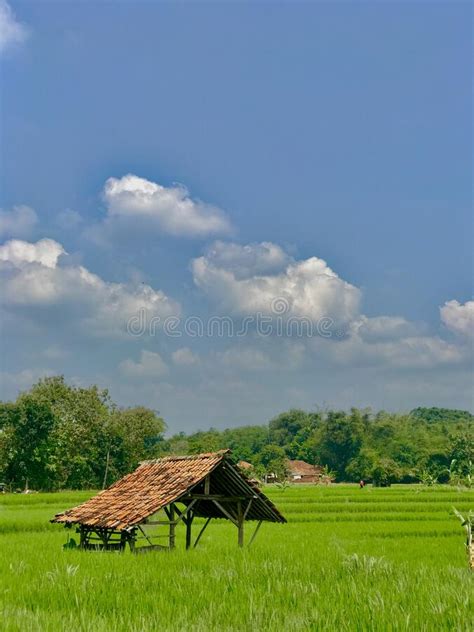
[238,525,244,548]
[204,474,210,495]
[148,501,196,526]
[174,499,198,524]
[248,520,263,547]
[153,500,198,526]
[137,525,154,547]
[185,510,194,550]
[100,528,110,547]
[169,504,175,549]
[212,499,239,526]
[120,532,127,551]
[193,517,212,548]
[243,498,253,520]
[183,494,252,502]
[79,526,85,548]
[237,501,244,548]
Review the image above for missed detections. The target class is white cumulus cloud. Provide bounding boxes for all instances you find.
[0,0,28,55]
[103,174,233,238]
[192,241,361,327]
[0,205,38,238]
[0,238,180,336]
[440,300,474,339]
[0,237,65,268]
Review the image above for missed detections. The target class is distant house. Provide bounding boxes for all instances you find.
[286,459,323,483]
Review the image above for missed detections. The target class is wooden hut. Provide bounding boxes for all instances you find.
[52,450,286,551]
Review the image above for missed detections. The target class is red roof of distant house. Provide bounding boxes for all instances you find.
[286,459,322,476]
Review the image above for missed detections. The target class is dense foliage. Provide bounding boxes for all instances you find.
[0,376,166,490]
[163,408,473,485]
[0,376,472,489]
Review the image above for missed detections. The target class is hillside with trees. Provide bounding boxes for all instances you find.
[0,377,472,490]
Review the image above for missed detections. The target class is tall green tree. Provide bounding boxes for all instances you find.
[268,409,320,448]
[32,377,111,489]
[105,406,166,484]
[311,410,366,479]
[0,398,55,490]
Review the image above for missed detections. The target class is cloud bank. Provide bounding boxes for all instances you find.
[0,238,180,336]
[0,177,471,425]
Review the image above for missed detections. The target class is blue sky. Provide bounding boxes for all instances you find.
[0,1,472,431]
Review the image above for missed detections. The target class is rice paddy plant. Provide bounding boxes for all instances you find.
[0,485,472,631]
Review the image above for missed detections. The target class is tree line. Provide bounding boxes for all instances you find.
[0,377,165,491]
[0,376,472,490]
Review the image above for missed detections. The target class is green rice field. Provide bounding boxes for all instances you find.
[0,485,473,631]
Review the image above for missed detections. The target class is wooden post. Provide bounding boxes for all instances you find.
[204,474,210,495]
[185,511,194,550]
[169,504,176,549]
[120,531,128,551]
[129,529,136,552]
[237,500,244,548]
[79,526,87,549]
[99,528,109,549]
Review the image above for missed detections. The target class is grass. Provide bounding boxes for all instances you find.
[0,484,473,631]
